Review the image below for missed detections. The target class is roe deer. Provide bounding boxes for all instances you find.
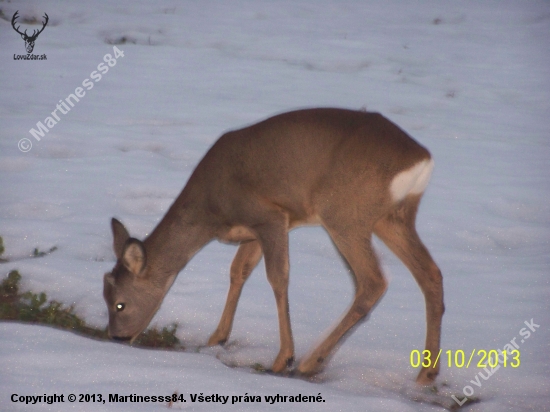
[103,108,443,384]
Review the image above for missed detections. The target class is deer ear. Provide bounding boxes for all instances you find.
[104,272,115,286]
[122,239,146,276]
[111,218,130,259]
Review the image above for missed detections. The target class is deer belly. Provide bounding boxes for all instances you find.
[218,225,256,243]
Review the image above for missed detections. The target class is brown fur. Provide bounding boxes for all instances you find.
[103,108,443,384]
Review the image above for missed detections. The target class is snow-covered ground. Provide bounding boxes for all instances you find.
[1,1,549,410]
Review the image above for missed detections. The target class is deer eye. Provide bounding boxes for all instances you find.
[116,303,125,312]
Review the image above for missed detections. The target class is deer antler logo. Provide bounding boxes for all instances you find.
[12,10,49,54]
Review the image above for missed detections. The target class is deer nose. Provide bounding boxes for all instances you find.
[111,335,132,342]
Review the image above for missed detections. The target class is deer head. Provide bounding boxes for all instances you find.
[12,11,49,54]
[103,218,174,341]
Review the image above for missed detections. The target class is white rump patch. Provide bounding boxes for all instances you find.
[389,158,434,203]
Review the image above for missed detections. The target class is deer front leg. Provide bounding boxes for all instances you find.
[208,240,263,346]
[257,220,294,373]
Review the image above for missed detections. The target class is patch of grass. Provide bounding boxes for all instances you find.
[0,236,6,263]
[251,363,267,373]
[135,323,180,348]
[0,270,181,349]
[0,270,21,314]
[33,245,58,258]
[106,36,137,45]
[0,239,59,263]
[1,270,96,332]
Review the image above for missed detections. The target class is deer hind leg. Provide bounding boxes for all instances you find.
[297,224,387,376]
[208,240,263,346]
[373,194,444,384]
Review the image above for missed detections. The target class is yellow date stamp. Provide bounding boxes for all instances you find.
[410,349,520,368]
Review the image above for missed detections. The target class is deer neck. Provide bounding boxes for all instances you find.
[143,199,214,283]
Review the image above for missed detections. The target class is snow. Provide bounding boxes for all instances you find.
[1,0,549,410]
